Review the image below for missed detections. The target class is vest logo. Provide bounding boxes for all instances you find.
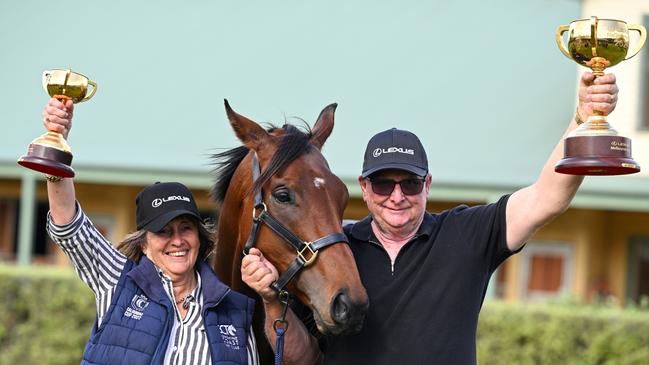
[151,195,191,208]
[124,294,149,320]
[373,147,415,158]
[219,324,240,350]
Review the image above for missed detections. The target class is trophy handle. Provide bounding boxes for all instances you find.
[41,70,52,93]
[555,25,571,59]
[625,24,647,60]
[79,80,97,103]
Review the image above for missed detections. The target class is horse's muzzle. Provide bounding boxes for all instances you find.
[331,290,369,334]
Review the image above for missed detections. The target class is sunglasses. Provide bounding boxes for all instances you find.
[366,177,426,196]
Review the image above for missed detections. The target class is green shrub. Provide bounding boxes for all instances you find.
[2,265,648,365]
[478,301,649,365]
[0,265,95,365]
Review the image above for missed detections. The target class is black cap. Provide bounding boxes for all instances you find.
[361,128,428,178]
[135,182,201,232]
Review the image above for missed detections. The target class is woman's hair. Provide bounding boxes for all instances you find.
[116,215,216,263]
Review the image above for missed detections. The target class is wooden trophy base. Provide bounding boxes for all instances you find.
[555,135,640,175]
[17,143,75,178]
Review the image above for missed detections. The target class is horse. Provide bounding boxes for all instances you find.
[211,100,369,363]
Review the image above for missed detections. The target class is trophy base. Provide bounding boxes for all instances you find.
[17,143,75,178]
[555,135,640,175]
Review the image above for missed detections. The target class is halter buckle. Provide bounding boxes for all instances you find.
[298,241,319,267]
[252,202,267,221]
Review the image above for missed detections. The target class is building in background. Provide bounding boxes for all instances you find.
[1,0,648,306]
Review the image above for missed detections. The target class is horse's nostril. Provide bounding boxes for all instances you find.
[328,291,368,335]
[332,292,351,324]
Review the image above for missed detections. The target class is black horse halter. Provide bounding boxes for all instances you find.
[243,153,349,293]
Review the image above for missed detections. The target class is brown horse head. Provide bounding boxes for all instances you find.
[212,100,368,338]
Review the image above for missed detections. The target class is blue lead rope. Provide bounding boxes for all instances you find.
[273,290,291,365]
[274,326,286,365]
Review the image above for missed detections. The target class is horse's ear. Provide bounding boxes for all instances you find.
[311,103,337,150]
[224,99,270,151]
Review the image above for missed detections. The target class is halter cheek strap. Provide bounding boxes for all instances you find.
[243,153,349,293]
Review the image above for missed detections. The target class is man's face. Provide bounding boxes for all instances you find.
[359,169,431,235]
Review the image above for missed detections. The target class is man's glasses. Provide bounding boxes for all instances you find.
[366,177,425,196]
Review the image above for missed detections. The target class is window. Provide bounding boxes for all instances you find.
[32,202,55,264]
[519,242,574,300]
[627,238,649,305]
[0,199,18,261]
[87,214,117,242]
[494,260,509,299]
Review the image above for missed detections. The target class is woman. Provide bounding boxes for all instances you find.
[43,97,258,365]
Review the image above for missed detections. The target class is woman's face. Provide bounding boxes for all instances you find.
[142,215,200,282]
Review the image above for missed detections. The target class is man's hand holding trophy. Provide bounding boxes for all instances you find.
[555,16,646,175]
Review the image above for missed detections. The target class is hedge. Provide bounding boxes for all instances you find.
[1,264,648,364]
[0,265,95,365]
[477,301,649,365]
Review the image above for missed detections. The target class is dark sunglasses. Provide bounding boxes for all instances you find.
[366,177,425,196]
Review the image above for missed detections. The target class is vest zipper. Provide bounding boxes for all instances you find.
[202,288,231,362]
[151,307,171,365]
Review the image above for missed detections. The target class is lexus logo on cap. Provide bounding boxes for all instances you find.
[151,195,191,208]
[373,146,415,158]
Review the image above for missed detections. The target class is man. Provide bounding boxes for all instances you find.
[241,72,619,364]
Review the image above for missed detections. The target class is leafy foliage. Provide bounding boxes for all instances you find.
[478,301,649,365]
[1,266,648,365]
[0,265,95,365]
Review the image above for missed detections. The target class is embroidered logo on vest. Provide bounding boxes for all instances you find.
[219,324,240,350]
[124,294,149,320]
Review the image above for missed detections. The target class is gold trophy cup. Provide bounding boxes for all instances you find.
[18,69,97,177]
[555,16,646,175]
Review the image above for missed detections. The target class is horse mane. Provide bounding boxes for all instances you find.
[211,123,313,204]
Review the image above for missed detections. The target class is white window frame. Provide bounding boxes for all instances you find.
[519,241,574,301]
[87,214,117,243]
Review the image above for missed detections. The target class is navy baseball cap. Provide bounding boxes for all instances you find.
[135,182,201,232]
[361,128,428,178]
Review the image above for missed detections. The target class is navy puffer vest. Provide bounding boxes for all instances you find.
[80,256,255,365]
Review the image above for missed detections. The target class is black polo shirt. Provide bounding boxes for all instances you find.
[311,194,516,365]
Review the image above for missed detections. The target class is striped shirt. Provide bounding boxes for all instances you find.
[47,203,259,365]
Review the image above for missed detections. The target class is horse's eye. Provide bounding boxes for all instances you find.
[272,188,293,204]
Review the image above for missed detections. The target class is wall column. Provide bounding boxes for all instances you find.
[17,171,37,265]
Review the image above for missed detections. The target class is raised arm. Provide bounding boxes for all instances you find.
[242,248,322,365]
[42,97,127,324]
[506,72,618,251]
[43,97,77,224]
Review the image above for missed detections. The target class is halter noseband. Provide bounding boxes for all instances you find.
[243,153,348,293]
